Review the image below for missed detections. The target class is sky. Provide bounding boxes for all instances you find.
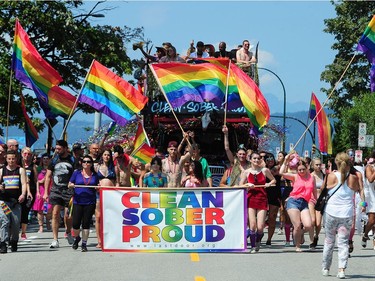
[83,0,338,115]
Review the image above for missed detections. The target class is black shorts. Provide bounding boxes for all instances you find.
[49,188,73,207]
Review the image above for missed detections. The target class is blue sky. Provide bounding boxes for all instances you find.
[83,0,337,115]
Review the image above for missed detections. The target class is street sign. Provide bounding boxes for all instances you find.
[366,135,374,148]
[304,150,309,158]
[275,147,280,155]
[358,135,366,147]
[289,143,294,152]
[359,123,367,136]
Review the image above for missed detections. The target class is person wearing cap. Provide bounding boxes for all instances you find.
[188,41,209,59]
[72,143,86,170]
[160,46,185,63]
[162,141,181,187]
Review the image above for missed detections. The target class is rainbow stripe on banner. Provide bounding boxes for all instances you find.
[132,143,155,164]
[151,63,229,108]
[79,60,148,126]
[12,19,75,118]
[309,93,333,155]
[229,64,270,130]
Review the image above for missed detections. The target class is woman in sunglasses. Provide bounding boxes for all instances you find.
[68,155,99,252]
[239,151,276,253]
[280,154,317,252]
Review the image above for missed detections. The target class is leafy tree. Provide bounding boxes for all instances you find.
[321,1,375,152]
[0,1,145,135]
[334,94,375,156]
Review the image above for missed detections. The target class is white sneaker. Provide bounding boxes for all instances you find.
[66,233,74,245]
[49,240,59,248]
[277,228,284,235]
[322,269,329,276]
[337,271,345,279]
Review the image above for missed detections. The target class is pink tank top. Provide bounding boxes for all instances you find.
[289,173,314,202]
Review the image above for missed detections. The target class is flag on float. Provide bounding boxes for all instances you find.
[131,143,155,164]
[150,62,230,108]
[79,60,148,126]
[229,63,270,130]
[309,93,333,155]
[12,19,76,118]
[133,122,150,152]
[20,94,38,147]
[357,15,375,92]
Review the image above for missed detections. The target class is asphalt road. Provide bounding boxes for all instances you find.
[0,221,374,281]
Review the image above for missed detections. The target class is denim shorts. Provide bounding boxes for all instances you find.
[286,197,308,211]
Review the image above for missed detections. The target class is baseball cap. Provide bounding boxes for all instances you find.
[168,141,178,148]
[72,143,86,151]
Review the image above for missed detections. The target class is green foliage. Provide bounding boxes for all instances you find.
[0,1,145,133]
[322,1,375,152]
[333,94,375,156]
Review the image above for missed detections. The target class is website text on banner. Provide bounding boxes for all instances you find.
[101,188,247,252]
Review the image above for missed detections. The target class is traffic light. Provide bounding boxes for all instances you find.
[312,144,316,154]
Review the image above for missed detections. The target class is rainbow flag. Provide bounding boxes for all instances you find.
[309,93,333,155]
[132,143,155,164]
[357,15,375,92]
[151,63,229,108]
[133,122,149,151]
[20,94,38,147]
[12,20,75,118]
[106,121,117,136]
[229,63,270,130]
[79,60,148,126]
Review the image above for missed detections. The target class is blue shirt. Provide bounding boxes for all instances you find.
[69,170,99,205]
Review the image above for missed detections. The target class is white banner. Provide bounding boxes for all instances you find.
[101,188,247,252]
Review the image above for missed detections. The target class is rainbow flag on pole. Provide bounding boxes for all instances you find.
[79,60,148,126]
[20,94,38,147]
[151,62,229,108]
[133,122,150,151]
[12,19,75,118]
[357,15,375,92]
[309,93,333,155]
[132,143,155,164]
[229,63,270,130]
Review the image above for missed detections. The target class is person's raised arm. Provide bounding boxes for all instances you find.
[222,125,234,165]
[279,154,296,182]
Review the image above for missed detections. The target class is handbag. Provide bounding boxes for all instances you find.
[315,174,348,214]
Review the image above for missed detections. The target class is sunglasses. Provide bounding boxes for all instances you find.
[82,160,92,164]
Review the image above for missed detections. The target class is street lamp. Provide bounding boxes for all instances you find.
[258,67,287,152]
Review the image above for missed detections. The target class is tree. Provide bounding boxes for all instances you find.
[321,1,375,152]
[334,94,375,156]
[0,1,145,135]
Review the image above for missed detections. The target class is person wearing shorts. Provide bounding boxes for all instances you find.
[43,140,75,249]
[280,154,317,252]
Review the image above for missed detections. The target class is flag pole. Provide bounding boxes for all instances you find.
[294,53,357,150]
[6,69,14,142]
[59,59,95,141]
[149,64,190,145]
[223,60,231,125]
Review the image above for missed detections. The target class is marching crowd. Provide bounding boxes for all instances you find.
[0,130,375,279]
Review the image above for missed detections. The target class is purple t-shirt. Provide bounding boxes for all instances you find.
[69,170,99,205]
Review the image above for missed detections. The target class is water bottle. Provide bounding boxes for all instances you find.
[28,210,33,222]
[43,202,48,215]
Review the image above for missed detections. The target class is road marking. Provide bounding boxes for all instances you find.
[194,277,206,281]
[190,253,200,261]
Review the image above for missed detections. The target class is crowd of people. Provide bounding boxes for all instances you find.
[0,133,374,278]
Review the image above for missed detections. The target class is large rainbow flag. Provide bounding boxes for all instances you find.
[12,19,75,119]
[151,62,230,108]
[229,63,270,130]
[79,60,148,126]
[357,15,375,92]
[20,94,38,147]
[309,93,333,155]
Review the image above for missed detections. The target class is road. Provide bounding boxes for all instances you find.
[0,221,374,281]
